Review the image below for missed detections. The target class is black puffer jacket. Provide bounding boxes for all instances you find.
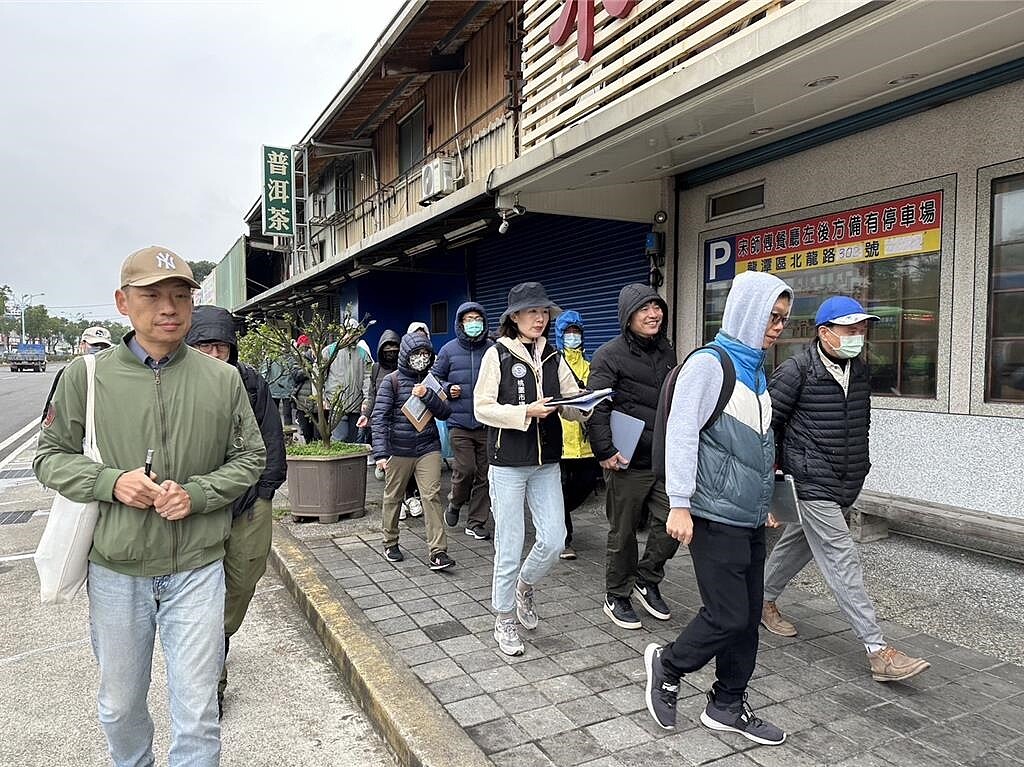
[370,332,452,460]
[587,284,676,470]
[769,341,871,508]
[186,305,287,516]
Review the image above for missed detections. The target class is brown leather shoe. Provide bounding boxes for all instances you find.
[868,646,931,682]
[760,601,797,637]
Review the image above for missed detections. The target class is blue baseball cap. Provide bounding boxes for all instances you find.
[815,296,880,326]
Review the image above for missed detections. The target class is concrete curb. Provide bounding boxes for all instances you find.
[269,524,493,767]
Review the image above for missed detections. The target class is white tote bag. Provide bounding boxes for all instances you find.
[34,353,102,604]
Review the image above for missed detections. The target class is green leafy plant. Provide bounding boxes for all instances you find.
[243,306,371,450]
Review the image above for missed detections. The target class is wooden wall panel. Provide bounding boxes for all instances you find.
[521,0,792,148]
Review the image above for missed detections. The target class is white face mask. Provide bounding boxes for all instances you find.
[563,332,582,349]
[409,352,431,371]
[826,328,865,359]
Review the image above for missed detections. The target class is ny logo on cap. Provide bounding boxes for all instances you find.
[156,252,176,270]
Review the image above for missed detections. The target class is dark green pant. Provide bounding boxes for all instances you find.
[604,468,679,597]
[219,497,273,695]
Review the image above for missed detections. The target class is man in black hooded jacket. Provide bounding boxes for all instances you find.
[186,305,287,715]
[588,284,679,631]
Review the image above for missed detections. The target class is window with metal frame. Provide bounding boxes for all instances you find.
[987,174,1024,403]
[398,104,425,176]
[430,301,448,335]
[708,183,765,220]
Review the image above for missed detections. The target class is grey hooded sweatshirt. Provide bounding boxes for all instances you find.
[665,271,793,528]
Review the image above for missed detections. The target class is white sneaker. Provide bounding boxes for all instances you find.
[399,502,408,521]
[493,617,525,656]
[406,497,423,518]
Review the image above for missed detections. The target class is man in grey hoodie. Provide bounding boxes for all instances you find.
[643,271,791,746]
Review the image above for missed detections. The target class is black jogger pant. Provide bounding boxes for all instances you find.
[660,516,766,706]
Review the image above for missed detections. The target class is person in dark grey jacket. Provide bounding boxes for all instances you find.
[761,295,929,684]
[587,284,679,630]
[643,271,790,744]
[371,332,454,570]
[432,301,494,540]
[185,304,286,716]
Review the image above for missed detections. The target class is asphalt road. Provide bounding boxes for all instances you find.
[0,362,61,465]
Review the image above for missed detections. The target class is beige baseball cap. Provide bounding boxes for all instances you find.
[120,246,200,289]
[81,326,113,347]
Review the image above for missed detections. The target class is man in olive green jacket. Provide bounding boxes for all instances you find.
[34,247,265,767]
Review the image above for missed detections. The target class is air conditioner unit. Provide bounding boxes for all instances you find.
[420,157,457,204]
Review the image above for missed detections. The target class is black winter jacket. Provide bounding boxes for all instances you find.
[185,305,287,517]
[370,332,452,460]
[769,342,871,508]
[587,284,676,470]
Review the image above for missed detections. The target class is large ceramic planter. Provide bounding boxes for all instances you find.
[286,449,368,523]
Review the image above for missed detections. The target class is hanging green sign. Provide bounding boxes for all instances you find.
[262,145,295,237]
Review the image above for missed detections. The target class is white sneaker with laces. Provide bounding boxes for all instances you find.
[399,501,408,521]
[493,617,525,656]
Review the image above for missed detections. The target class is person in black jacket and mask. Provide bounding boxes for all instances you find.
[761,295,929,683]
[371,331,454,570]
[185,304,287,716]
[588,284,679,631]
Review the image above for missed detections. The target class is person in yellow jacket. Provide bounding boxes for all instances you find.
[555,310,601,559]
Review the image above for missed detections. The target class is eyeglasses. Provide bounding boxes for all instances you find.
[196,342,231,354]
[768,312,791,328]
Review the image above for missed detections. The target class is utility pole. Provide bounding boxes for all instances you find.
[20,292,44,343]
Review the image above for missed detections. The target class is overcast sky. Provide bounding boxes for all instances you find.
[0,0,403,322]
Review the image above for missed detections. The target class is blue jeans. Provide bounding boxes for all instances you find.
[330,412,360,443]
[88,560,225,767]
[489,463,566,614]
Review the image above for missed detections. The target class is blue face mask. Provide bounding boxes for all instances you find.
[463,319,484,337]
[563,332,582,349]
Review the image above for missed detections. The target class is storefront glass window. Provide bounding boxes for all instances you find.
[703,252,941,398]
[986,175,1024,402]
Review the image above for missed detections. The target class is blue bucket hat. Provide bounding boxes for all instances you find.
[815,296,880,326]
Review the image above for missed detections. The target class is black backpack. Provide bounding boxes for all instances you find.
[652,345,737,482]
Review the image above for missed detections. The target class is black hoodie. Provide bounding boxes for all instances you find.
[367,329,402,418]
[586,284,676,469]
[186,305,287,516]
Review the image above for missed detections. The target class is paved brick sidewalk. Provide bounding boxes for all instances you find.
[291,471,1024,767]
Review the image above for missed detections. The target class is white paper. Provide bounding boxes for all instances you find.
[610,410,645,465]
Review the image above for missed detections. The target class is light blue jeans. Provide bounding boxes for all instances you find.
[489,463,566,614]
[330,413,360,443]
[87,560,225,767]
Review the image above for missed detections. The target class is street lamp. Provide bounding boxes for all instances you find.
[20,292,44,343]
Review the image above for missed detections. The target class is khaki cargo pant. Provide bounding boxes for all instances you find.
[382,452,447,555]
[219,497,273,695]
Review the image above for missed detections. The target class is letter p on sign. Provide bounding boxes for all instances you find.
[705,238,735,283]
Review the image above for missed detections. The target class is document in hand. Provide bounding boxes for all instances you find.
[544,388,614,412]
[769,473,801,524]
[402,373,447,432]
[610,411,645,466]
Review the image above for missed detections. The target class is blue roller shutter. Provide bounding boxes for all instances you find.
[473,214,652,351]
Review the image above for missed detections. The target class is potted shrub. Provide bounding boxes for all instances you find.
[242,307,372,523]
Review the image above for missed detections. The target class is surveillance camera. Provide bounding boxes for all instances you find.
[498,219,510,235]
[512,204,526,217]
[653,210,668,224]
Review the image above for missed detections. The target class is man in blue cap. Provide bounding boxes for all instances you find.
[760,295,930,683]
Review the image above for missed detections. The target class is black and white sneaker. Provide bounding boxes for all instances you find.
[700,691,786,745]
[603,594,642,630]
[384,545,404,562]
[428,551,456,571]
[444,503,461,528]
[633,580,671,620]
[644,643,679,730]
[465,525,491,541]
